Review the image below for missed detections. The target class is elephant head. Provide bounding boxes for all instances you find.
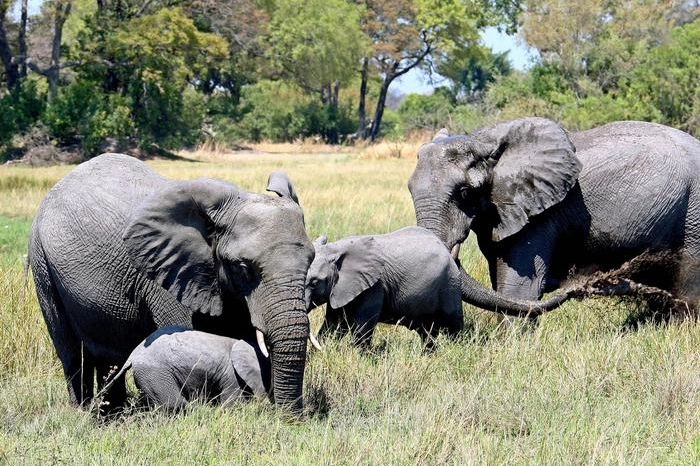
[122,171,314,412]
[408,117,582,314]
[304,235,381,312]
[409,117,581,247]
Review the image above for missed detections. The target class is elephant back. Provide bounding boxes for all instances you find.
[34,153,188,360]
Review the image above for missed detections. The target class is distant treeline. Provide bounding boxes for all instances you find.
[0,0,697,161]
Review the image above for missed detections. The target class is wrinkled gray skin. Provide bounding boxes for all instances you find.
[305,227,463,350]
[28,153,314,414]
[101,326,270,411]
[409,118,700,308]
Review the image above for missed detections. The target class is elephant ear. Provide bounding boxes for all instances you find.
[482,117,581,241]
[231,340,269,396]
[266,170,299,204]
[433,128,450,142]
[123,179,239,316]
[313,235,328,247]
[329,237,382,309]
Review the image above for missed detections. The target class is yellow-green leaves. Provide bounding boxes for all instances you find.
[109,8,228,87]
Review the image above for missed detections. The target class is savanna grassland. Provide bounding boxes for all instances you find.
[1,149,699,465]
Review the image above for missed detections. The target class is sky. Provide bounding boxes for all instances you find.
[392,27,535,95]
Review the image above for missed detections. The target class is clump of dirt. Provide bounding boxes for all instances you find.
[564,251,693,314]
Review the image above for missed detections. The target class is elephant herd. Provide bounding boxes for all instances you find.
[27,117,700,415]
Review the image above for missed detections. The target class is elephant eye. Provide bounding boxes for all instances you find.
[458,186,470,201]
[223,260,254,283]
[238,261,252,281]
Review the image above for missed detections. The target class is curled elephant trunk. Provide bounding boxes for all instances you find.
[458,266,570,317]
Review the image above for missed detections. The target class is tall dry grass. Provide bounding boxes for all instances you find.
[0,148,699,464]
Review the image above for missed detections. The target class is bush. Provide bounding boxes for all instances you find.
[397,92,453,133]
[42,81,135,156]
[0,82,45,160]
[236,80,355,143]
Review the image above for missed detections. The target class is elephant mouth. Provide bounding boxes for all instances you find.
[256,327,322,358]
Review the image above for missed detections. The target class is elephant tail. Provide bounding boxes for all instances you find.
[459,267,571,317]
[91,359,133,412]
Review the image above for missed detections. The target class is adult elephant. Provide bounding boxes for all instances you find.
[28,153,315,413]
[408,117,700,308]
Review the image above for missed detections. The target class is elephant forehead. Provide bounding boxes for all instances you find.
[411,155,465,194]
[219,200,313,261]
[236,199,305,234]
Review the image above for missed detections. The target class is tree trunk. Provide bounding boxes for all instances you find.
[19,0,28,78]
[369,75,392,141]
[357,57,368,138]
[47,1,72,102]
[0,8,19,92]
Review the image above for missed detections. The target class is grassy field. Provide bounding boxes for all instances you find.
[1,149,699,465]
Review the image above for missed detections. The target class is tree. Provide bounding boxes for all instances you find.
[438,45,512,103]
[627,18,700,135]
[357,0,520,141]
[63,7,228,151]
[520,0,696,95]
[182,0,269,104]
[22,0,73,101]
[267,0,368,142]
[0,0,20,91]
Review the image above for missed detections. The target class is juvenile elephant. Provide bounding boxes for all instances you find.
[304,227,463,350]
[100,326,270,411]
[409,118,700,309]
[29,153,314,413]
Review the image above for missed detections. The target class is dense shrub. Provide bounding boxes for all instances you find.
[236,80,356,142]
[42,82,135,156]
[0,82,45,159]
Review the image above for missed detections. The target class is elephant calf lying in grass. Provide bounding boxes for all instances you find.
[99,326,270,412]
[304,226,464,350]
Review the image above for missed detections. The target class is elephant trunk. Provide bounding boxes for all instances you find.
[257,278,309,414]
[459,267,571,317]
[267,309,308,413]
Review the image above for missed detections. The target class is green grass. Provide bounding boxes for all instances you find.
[1,152,699,464]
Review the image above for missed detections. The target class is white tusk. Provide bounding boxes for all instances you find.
[308,331,323,351]
[451,243,461,261]
[256,329,269,358]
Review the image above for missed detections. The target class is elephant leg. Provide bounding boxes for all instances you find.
[417,324,440,353]
[64,345,95,407]
[318,308,351,340]
[437,290,464,338]
[346,285,384,350]
[96,363,127,415]
[133,366,188,412]
[53,331,95,406]
[30,249,95,406]
[678,208,700,308]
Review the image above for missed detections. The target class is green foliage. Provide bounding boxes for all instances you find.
[0,82,45,155]
[42,81,135,155]
[441,47,513,103]
[236,80,355,142]
[268,0,368,90]
[397,92,454,133]
[53,7,229,153]
[627,19,700,136]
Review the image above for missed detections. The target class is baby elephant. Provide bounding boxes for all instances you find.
[305,226,464,350]
[100,326,270,411]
